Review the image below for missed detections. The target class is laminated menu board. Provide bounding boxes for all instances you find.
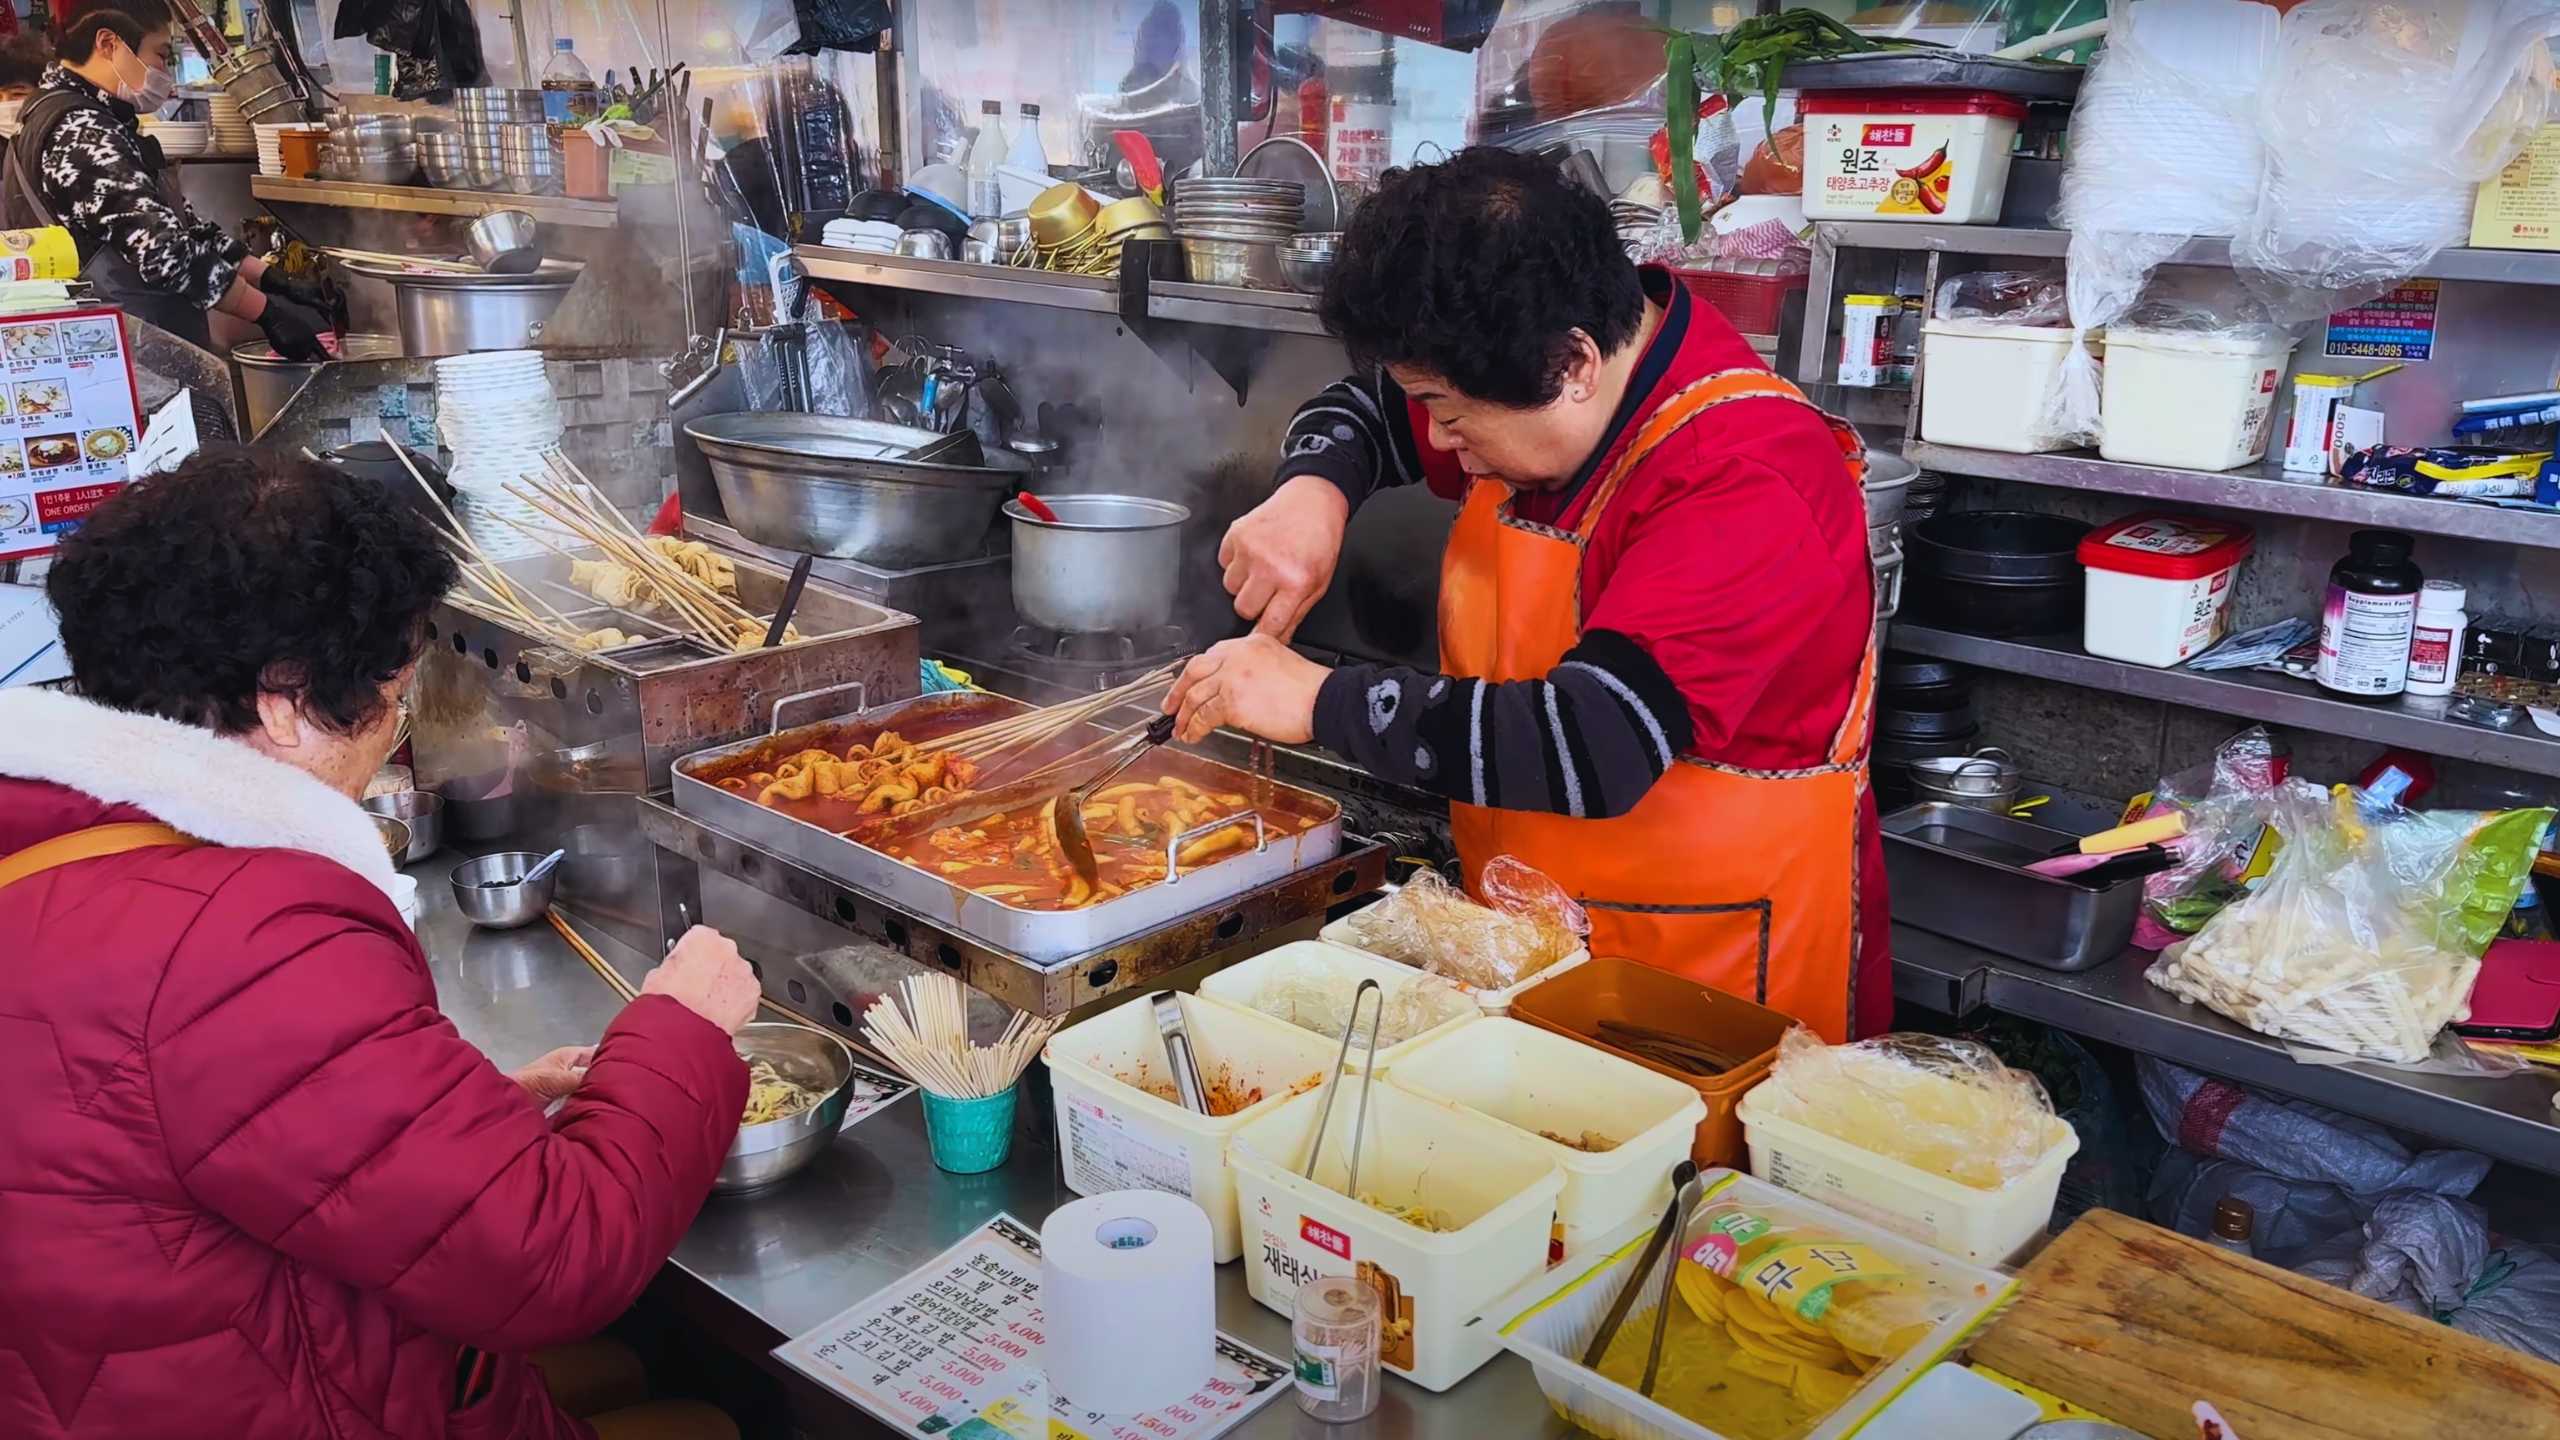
[0,307,143,562]
[774,1213,1292,1440]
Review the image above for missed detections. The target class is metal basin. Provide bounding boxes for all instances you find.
[449,851,559,928]
[685,412,1016,568]
[716,1023,859,1193]
[338,255,582,357]
[233,333,402,432]
[1006,492,1190,635]
[361,790,444,863]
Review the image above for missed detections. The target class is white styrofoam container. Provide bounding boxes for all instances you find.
[1918,320,2091,453]
[1318,914,1591,1015]
[1493,1171,2020,1440]
[1044,992,1339,1263]
[2097,325,2296,470]
[1228,1083,1565,1392]
[1197,939,1478,1068]
[1386,1019,1706,1260]
[1735,1081,2079,1266]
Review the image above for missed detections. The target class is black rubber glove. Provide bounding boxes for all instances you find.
[256,295,331,362]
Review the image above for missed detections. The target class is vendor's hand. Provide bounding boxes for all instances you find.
[510,1044,596,1101]
[641,925,760,1035]
[1220,475,1350,641]
[255,294,331,362]
[1164,634,1327,745]
[257,264,332,315]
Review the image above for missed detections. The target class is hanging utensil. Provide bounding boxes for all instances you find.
[762,553,814,648]
[1014,489,1059,523]
[1582,1159,1703,1374]
[1150,990,1212,1114]
[1052,713,1175,889]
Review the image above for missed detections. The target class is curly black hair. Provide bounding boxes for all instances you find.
[1318,146,1644,409]
[48,446,458,735]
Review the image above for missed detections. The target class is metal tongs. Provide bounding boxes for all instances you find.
[1051,713,1176,889]
[1149,990,1212,1114]
[1582,1159,1706,1396]
[1302,980,1386,1196]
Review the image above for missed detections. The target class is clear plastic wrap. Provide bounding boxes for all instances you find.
[1335,858,1588,993]
[1244,964,1470,1049]
[1750,1029,2061,1190]
[2135,726,2286,947]
[2146,783,2554,1063]
[1931,268,2069,324]
[2236,0,2560,310]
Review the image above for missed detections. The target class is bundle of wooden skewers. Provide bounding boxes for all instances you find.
[909,660,1184,788]
[547,910,902,1071]
[860,971,1055,1099]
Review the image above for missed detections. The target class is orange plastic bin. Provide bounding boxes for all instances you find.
[1511,956,1794,1168]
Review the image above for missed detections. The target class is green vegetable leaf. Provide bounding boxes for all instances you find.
[1667,32,1702,245]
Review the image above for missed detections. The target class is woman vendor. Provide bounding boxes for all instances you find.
[0,449,753,1438]
[1168,147,1887,1041]
[0,0,329,356]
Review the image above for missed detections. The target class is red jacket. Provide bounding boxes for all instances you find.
[0,690,749,1439]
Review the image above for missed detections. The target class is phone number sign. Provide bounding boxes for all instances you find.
[2324,281,2440,363]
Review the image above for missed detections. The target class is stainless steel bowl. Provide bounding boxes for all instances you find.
[1909,749,2021,811]
[716,1023,860,1193]
[465,208,543,274]
[1178,235,1283,290]
[1278,249,1332,294]
[894,228,954,260]
[496,170,561,197]
[361,790,445,864]
[1006,492,1190,634]
[233,332,403,432]
[370,813,412,862]
[449,850,559,928]
[339,254,582,355]
[684,412,1017,567]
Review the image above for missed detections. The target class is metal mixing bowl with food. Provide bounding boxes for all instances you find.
[717,1023,861,1192]
[449,850,559,928]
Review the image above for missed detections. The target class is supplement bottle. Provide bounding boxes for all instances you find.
[2316,529,2422,699]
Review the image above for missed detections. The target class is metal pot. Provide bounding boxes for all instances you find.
[340,256,580,357]
[685,412,1017,567]
[232,333,403,432]
[1909,748,2021,811]
[1006,493,1190,635]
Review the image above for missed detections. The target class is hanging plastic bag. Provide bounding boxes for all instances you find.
[2146,782,2553,1062]
[1752,1029,2065,1190]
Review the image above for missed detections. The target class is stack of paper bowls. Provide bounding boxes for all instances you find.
[436,351,569,560]
[818,217,901,254]
[208,91,254,154]
[255,122,320,175]
[140,117,210,157]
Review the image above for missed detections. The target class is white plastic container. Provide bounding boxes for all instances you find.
[2077,513,2255,667]
[2099,325,2295,470]
[1735,1079,2079,1266]
[1800,90,2026,224]
[1228,1083,1565,1392]
[1918,320,2090,453]
[1198,939,1477,1067]
[1044,992,1339,1262]
[1386,1019,1706,1260]
[1318,914,1592,1015]
[1492,1170,2019,1440]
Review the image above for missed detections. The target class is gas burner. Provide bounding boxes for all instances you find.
[1004,624,1190,692]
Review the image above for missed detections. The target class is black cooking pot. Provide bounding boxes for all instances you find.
[1879,653,1971,712]
[1877,703,1981,742]
[1905,510,2089,637]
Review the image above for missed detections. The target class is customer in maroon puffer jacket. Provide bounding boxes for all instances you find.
[0,449,759,1439]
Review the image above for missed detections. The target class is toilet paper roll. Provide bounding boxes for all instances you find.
[1040,1190,1216,1416]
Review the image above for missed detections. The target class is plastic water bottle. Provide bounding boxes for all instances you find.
[541,38,599,125]
[1007,101,1050,173]
[966,99,1008,218]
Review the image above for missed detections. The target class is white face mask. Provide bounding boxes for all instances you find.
[112,44,176,114]
[0,100,22,138]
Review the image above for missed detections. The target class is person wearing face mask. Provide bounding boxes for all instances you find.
[0,35,52,137]
[1,0,329,356]
[1169,147,1887,1043]
[0,447,754,1440]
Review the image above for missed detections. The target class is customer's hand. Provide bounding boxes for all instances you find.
[1220,475,1350,641]
[641,925,760,1035]
[509,1045,595,1101]
[255,294,332,362]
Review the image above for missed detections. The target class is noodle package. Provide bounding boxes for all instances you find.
[1335,857,1589,993]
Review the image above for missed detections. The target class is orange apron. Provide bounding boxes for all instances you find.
[1438,369,1878,1041]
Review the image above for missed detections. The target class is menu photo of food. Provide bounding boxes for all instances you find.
[0,438,24,474]
[25,432,80,469]
[81,427,130,462]
[15,378,68,419]
[56,317,118,358]
[4,322,60,363]
[0,497,27,531]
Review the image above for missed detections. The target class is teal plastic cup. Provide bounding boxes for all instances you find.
[921,1087,1018,1174]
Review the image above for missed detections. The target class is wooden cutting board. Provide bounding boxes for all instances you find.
[1970,1210,2560,1439]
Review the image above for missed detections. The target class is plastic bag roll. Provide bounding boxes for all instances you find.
[1040,1191,1215,1415]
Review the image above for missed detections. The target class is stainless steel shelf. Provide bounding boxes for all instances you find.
[1817,221,2560,285]
[1906,441,2560,550]
[1890,625,2560,777]
[1146,278,1329,335]
[1894,927,2560,1175]
[795,244,1122,314]
[251,175,621,229]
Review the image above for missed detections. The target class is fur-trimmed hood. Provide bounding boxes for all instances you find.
[0,687,397,897]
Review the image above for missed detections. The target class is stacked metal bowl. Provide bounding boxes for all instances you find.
[416,119,466,187]
[454,88,543,190]
[496,122,560,196]
[1168,176,1303,291]
[321,112,417,185]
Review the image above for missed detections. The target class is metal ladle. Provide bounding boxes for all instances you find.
[1050,713,1175,889]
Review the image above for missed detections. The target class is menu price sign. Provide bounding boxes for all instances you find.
[0,306,143,562]
[775,1214,1291,1440]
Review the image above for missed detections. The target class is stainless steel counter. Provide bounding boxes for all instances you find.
[410,849,1570,1438]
